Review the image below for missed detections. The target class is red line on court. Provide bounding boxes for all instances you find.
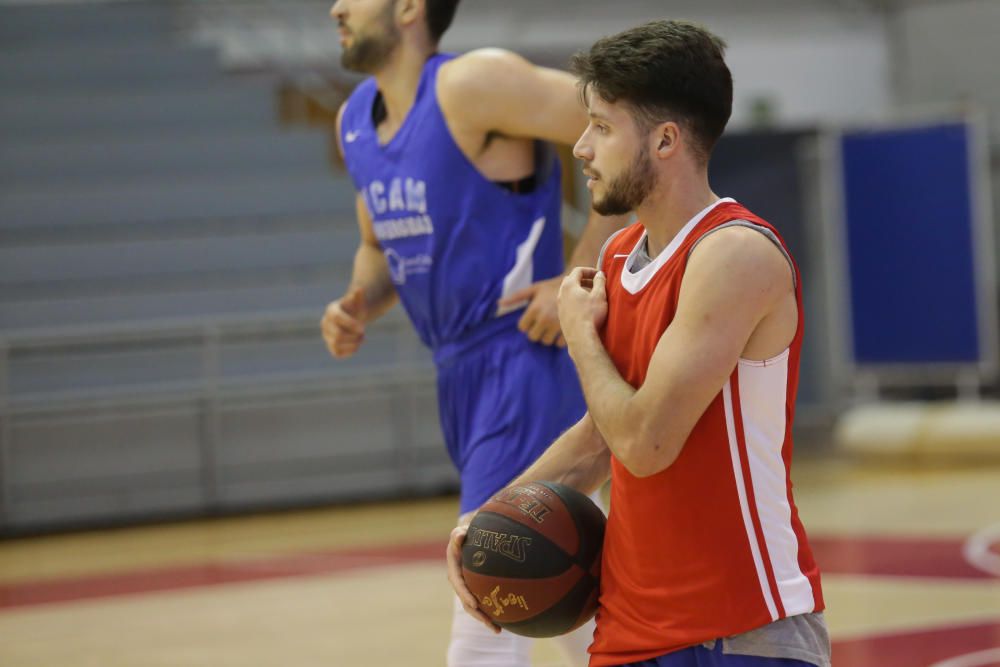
[1,533,997,610]
[811,534,997,580]
[833,620,1000,666]
[0,540,445,610]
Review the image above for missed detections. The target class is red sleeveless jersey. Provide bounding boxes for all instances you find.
[588,199,824,666]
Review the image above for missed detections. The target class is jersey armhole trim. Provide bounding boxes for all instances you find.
[738,347,791,367]
[596,227,629,272]
[688,220,797,289]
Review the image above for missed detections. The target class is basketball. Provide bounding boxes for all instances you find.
[461,481,605,638]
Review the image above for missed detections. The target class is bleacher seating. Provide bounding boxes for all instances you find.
[0,1,452,533]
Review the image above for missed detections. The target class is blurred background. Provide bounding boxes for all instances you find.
[0,0,998,665]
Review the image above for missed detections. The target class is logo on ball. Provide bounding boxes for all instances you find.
[472,550,487,567]
[492,486,553,524]
[467,527,532,563]
[480,585,530,617]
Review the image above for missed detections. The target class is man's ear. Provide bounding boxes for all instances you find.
[655,122,681,159]
[397,0,421,28]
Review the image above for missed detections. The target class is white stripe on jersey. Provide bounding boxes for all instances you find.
[497,217,546,316]
[723,379,780,621]
[736,351,817,616]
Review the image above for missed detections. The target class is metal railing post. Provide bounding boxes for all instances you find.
[0,341,11,528]
[199,326,222,511]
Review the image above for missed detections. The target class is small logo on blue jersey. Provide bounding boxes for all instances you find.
[385,248,432,285]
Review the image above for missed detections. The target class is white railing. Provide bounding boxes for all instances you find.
[0,308,434,527]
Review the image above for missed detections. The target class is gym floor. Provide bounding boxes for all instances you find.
[2,456,999,666]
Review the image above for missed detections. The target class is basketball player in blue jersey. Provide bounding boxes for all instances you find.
[319,0,624,665]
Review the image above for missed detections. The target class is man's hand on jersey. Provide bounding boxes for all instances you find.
[446,522,502,634]
[498,276,566,347]
[320,288,368,359]
[558,267,608,348]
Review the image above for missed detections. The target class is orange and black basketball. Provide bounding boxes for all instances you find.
[461,481,605,638]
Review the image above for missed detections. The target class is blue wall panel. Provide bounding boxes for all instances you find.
[841,123,980,365]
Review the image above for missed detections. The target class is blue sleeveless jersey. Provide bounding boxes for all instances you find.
[339,53,565,351]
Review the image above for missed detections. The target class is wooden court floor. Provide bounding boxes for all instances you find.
[1,456,999,666]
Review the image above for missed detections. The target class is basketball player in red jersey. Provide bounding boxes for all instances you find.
[447,20,831,667]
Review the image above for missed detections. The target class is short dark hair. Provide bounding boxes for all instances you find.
[425,0,460,43]
[570,20,733,162]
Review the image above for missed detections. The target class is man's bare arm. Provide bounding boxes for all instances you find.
[559,227,796,477]
[439,48,590,147]
[346,193,398,321]
[321,105,399,359]
[334,102,397,320]
[511,413,611,495]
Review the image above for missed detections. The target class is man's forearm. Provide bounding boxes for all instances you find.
[511,414,610,495]
[567,211,630,269]
[349,243,398,322]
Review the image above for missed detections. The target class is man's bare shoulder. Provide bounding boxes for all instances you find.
[685,225,794,302]
[437,48,582,145]
[438,48,534,104]
[441,48,531,83]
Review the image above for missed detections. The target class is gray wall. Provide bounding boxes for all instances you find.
[186,0,895,131]
[890,0,1000,145]
[889,0,1000,288]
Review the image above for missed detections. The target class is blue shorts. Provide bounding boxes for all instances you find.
[620,641,819,667]
[435,315,586,514]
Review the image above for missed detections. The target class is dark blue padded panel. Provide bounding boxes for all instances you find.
[840,123,982,365]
